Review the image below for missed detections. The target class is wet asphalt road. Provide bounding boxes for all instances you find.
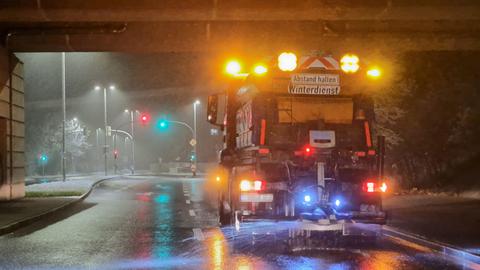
[0,176,471,269]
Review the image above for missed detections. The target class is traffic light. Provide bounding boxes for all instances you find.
[140,113,151,125]
[113,150,118,159]
[156,119,169,130]
[38,153,48,163]
[190,153,196,161]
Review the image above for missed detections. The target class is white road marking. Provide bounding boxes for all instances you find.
[189,209,196,216]
[192,228,205,241]
[184,193,190,197]
[186,200,191,204]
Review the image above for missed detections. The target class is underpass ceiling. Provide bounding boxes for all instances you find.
[1,1,479,52]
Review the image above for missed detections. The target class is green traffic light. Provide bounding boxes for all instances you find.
[156,119,169,130]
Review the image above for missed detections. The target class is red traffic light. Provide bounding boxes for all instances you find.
[140,113,151,125]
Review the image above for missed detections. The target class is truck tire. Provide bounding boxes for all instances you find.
[218,199,233,226]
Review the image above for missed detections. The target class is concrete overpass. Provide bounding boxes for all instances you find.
[0,0,479,200]
[1,1,480,53]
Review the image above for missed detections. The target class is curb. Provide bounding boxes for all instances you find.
[382,225,480,267]
[130,173,205,179]
[0,176,119,236]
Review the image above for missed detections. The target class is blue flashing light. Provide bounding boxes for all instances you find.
[335,199,341,207]
[304,195,311,203]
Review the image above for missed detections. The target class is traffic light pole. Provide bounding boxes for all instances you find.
[103,87,108,176]
[113,134,117,174]
[130,111,135,175]
[193,102,198,176]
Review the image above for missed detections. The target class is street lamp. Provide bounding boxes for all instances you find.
[95,84,115,176]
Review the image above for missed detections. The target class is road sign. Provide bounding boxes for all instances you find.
[106,126,112,136]
[289,73,340,95]
[190,139,197,146]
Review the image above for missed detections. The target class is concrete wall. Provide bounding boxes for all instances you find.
[0,46,25,200]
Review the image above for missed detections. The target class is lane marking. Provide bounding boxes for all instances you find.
[192,228,205,241]
[186,200,191,204]
[189,209,196,216]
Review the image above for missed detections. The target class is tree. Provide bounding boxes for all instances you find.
[26,113,92,175]
[375,52,480,188]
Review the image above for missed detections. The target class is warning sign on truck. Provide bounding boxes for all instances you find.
[289,73,340,95]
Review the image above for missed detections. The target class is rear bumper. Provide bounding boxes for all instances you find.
[350,210,387,225]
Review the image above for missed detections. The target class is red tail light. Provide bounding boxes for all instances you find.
[240,179,265,191]
[363,181,388,193]
[253,180,264,191]
[363,181,376,193]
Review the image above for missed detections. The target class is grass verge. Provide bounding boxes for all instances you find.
[25,191,84,197]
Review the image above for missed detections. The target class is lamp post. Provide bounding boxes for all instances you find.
[61,53,66,182]
[95,85,115,176]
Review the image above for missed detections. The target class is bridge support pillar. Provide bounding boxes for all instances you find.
[0,45,25,200]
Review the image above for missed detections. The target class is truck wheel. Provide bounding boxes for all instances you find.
[218,200,232,226]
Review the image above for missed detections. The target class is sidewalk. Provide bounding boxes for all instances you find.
[0,175,115,235]
[384,194,480,254]
[25,172,105,186]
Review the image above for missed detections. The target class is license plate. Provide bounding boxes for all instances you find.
[240,193,274,203]
[360,204,380,213]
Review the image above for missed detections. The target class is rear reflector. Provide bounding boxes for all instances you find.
[258,148,270,154]
[355,151,366,157]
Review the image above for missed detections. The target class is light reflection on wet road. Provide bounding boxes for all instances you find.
[0,176,471,269]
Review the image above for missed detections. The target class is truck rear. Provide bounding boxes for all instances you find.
[207,53,388,227]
